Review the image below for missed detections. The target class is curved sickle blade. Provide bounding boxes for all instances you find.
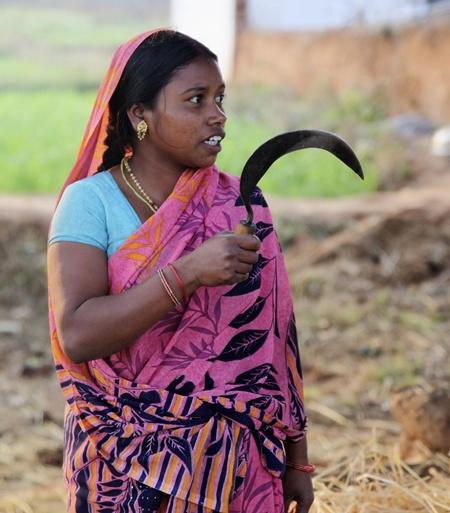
[239,129,364,225]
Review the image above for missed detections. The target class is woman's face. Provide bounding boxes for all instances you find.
[137,57,227,171]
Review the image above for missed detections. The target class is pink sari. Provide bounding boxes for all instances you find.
[48,30,307,513]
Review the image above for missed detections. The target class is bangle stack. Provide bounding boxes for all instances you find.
[167,263,188,304]
[157,264,188,309]
[285,461,316,473]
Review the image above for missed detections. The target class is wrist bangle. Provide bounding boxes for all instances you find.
[157,268,181,308]
[285,461,315,473]
[167,263,188,303]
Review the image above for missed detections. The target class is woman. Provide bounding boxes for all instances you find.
[47,29,313,513]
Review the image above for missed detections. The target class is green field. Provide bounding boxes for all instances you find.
[0,3,379,197]
[0,89,378,196]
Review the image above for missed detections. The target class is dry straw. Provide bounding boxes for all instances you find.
[312,431,450,513]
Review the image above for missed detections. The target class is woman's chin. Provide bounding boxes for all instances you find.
[189,157,218,170]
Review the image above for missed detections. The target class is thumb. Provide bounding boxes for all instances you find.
[284,498,298,513]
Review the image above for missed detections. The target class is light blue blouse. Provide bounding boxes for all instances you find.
[48,171,142,257]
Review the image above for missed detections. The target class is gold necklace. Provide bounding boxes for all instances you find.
[120,157,159,214]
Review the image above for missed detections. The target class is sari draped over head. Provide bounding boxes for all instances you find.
[48,30,307,513]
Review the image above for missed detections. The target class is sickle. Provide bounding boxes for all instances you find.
[234,129,364,235]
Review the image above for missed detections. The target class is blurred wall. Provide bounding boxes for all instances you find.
[234,23,450,122]
[170,0,236,79]
[246,0,430,30]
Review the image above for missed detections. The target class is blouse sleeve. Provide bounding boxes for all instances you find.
[48,180,107,253]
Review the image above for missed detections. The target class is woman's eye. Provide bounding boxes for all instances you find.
[188,93,225,105]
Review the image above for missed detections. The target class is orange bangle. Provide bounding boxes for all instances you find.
[285,461,315,473]
[167,263,188,303]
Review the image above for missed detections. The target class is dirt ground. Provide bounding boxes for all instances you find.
[0,165,449,511]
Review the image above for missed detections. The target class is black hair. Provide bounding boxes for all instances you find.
[98,30,217,171]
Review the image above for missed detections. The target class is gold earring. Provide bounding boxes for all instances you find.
[136,120,148,141]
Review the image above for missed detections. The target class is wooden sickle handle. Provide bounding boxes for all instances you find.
[234,220,257,235]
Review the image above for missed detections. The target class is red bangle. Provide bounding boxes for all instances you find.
[285,461,315,473]
[167,263,188,303]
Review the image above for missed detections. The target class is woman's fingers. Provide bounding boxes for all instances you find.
[234,271,250,282]
[236,234,261,251]
[284,497,297,513]
[235,262,253,274]
[238,249,260,265]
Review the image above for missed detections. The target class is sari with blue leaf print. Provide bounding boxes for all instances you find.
[48,29,307,513]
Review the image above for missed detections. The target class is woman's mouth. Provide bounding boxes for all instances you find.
[202,135,223,152]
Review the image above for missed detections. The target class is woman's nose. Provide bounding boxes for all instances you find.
[208,103,227,125]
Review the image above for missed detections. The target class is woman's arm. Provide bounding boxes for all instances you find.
[47,232,260,364]
[283,436,314,513]
[285,435,309,463]
[47,242,199,363]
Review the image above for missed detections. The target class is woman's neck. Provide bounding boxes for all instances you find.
[130,149,186,205]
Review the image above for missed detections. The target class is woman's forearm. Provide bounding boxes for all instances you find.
[285,435,310,464]
[61,253,199,363]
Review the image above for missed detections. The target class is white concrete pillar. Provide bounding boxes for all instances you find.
[170,0,236,80]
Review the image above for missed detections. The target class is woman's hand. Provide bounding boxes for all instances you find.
[282,469,314,513]
[181,232,261,287]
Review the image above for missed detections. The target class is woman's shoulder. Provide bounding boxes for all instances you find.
[51,172,118,231]
[48,173,115,250]
[58,170,120,214]
[63,170,115,198]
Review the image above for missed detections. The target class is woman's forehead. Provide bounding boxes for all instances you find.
[168,58,225,92]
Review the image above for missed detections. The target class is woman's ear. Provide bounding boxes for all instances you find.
[127,103,153,133]
[127,103,147,132]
